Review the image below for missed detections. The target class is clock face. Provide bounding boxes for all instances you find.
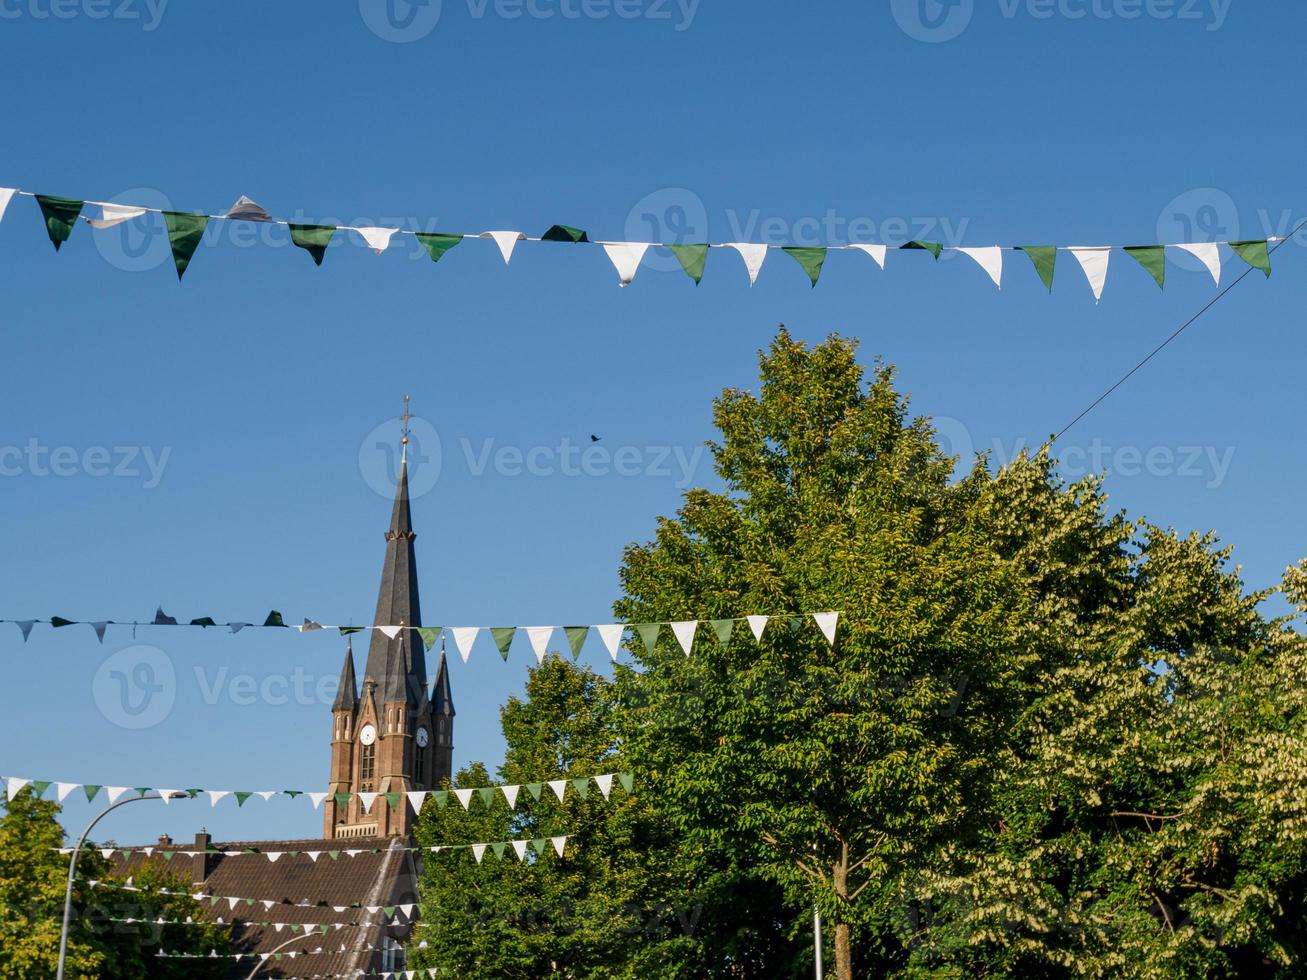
[416,727,430,748]
[359,724,376,746]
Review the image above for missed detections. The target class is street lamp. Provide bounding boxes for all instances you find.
[57,790,190,980]
[246,931,328,979]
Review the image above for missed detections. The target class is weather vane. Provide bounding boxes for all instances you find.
[400,394,413,460]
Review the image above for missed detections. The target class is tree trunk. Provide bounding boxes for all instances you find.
[833,845,854,980]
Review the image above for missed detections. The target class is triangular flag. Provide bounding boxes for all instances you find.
[55,782,78,802]
[511,840,528,860]
[1020,246,1057,291]
[594,624,623,661]
[902,240,943,259]
[525,782,543,801]
[849,243,887,269]
[406,791,427,813]
[812,612,839,646]
[263,610,286,628]
[289,224,336,266]
[525,626,554,663]
[548,779,568,802]
[709,618,734,648]
[307,792,328,809]
[531,837,548,856]
[208,790,230,808]
[106,787,129,804]
[727,243,768,285]
[670,620,697,656]
[51,617,74,628]
[541,224,588,243]
[667,243,708,284]
[570,777,590,799]
[635,622,661,655]
[471,844,487,864]
[451,626,480,663]
[746,615,768,641]
[415,233,462,264]
[351,227,398,253]
[157,788,181,805]
[491,842,507,860]
[91,622,108,643]
[1124,245,1166,289]
[163,212,208,281]
[223,195,272,222]
[358,792,378,814]
[480,230,524,263]
[153,607,177,625]
[551,836,567,857]
[782,246,826,287]
[490,627,516,661]
[6,778,30,801]
[1229,240,1271,277]
[416,627,442,652]
[0,187,16,222]
[618,772,634,794]
[601,242,650,287]
[376,625,403,639]
[267,852,282,863]
[454,788,475,810]
[594,774,613,800]
[86,203,147,229]
[477,787,495,808]
[501,784,520,808]
[82,784,104,803]
[15,621,34,641]
[1174,243,1222,284]
[36,194,83,250]
[563,626,589,660]
[1068,247,1111,302]
[955,246,1003,288]
[234,792,253,807]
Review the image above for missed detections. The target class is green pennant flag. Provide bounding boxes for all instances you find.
[491,627,516,661]
[1124,245,1166,289]
[477,787,495,808]
[570,777,590,800]
[541,224,589,243]
[491,842,507,859]
[35,195,83,250]
[709,618,735,648]
[163,212,208,281]
[30,781,49,799]
[564,626,589,660]
[235,792,253,807]
[782,247,827,287]
[433,790,449,808]
[416,627,442,652]
[618,772,634,794]
[289,224,336,266]
[328,849,341,861]
[531,838,549,856]
[189,617,217,627]
[1020,246,1058,291]
[161,851,174,861]
[133,787,150,797]
[383,905,396,918]
[385,792,401,810]
[263,610,286,628]
[82,785,101,802]
[283,790,302,799]
[51,617,74,628]
[415,232,463,263]
[334,792,351,808]
[339,626,364,636]
[902,240,943,259]
[635,622,661,656]
[668,243,709,284]
[525,782,543,801]
[1229,239,1271,277]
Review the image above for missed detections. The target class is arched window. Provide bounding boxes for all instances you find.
[359,741,376,793]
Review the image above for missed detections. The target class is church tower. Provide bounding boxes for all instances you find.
[325,433,454,839]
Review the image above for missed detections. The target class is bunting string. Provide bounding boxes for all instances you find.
[89,879,412,919]
[0,186,1279,295]
[154,942,427,961]
[1,610,841,660]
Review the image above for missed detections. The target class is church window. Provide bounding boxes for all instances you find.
[360,741,376,792]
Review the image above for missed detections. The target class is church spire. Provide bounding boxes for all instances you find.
[332,638,358,712]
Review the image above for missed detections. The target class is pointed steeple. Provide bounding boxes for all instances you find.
[332,639,358,712]
[362,452,426,706]
[431,647,455,718]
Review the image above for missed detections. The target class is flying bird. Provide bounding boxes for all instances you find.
[590,434,601,442]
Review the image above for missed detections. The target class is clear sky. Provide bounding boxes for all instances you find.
[2,0,1303,846]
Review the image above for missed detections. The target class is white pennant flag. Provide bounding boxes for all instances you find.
[746,615,768,641]
[472,844,487,864]
[100,848,116,860]
[551,836,567,857]
[91,622,108,643]
[501,784,520,809]
[352,227,399,253]
[106,787,130,804]
[1068,247,1111,302]
[157,789,179,804]
[848,243,887,270]
[307,792,328,810]
[358,793,378,814]
[376,625,403,639]
[229,897,242,911]
[512,839,528,860]
[594,774,613,800]
[1174,242,1222,285]
[450,787,476,810]
[267,852,282,863]
[255,791,275,802]
[406,791,428,813]
[594,624,624,661]
[208,791,230,808]
[727,243,768,285]
[451,627,480,663]
[547,779,568,802]
[524,626,555,663]
[306,851,322,862]
[601,242,650,287]
[5,778,30,801]
[0,188,16,223]
[812,612,839,646]
[480,230,524,264]
[670,620,697,657]
[56,782,78,803]
[87,203,148,229]
[955,247,1003,288]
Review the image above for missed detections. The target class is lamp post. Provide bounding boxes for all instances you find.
[814,905,825,980]
[57,790,190,980]
[245,931,325,979]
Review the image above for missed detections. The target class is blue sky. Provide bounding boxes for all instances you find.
[2,0,1304,846]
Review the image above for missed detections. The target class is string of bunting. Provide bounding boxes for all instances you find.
[1,610,840,660]
[89,880,413,919]
[155,942,427,962]
[106,915,407,932]
[158,963,435,980]
[10,772,633,813]
[0,186,1277,296]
